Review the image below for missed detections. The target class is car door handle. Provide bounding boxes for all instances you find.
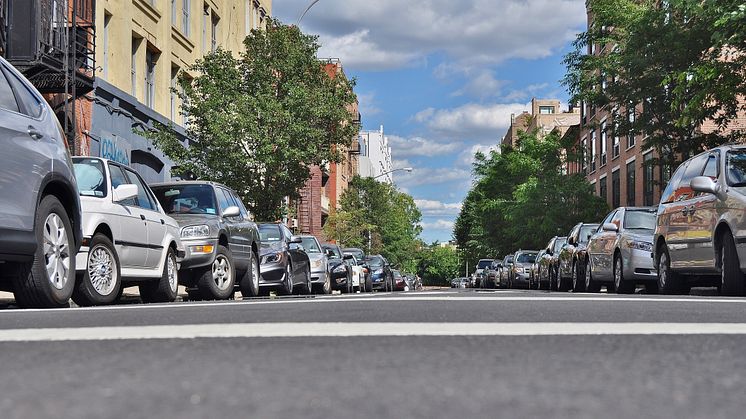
[160,219,165,225]
[27,126,44,140]
[140,214,146,221]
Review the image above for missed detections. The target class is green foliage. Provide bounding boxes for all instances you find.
[563,0,746,169]
[141,20,358,221]
[455,130,608,259]
[325,176,422,270]
[417,245,460,286]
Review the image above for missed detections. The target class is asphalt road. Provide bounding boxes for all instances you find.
[2,288,746,418]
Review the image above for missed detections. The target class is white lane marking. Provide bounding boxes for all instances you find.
[4,323,746,342]
[3,294,746,314]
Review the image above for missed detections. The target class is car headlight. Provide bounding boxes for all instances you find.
[333,264,347,273]
[627,241,653,252]
[311,259,323,269]
[181,225,210,239]
[264,252,284,264]
[374,269,384,275]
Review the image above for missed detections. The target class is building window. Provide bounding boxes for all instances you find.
[170,65,179,121]
[131,38,139,97]
[643,152,654,205]
[172,0,177,26]
[211,13,219,52]
[145,49,157,108]
[590,130,597,173]
[539,106,555,115]
[626,161,636,206]
[600,122,608,166]
[627,106,636,148]
[103,12,111,80]
[599,177,607,202]
[612,170,621,209]
[581,137,588,175]
[182,0,191,36]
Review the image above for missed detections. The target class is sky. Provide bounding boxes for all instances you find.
[274,0,588,243]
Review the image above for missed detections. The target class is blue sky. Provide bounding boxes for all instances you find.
[275,0,587,243]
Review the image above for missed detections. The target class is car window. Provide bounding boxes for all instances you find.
[0,68,20,113]
[73,159,107,197]
[258,225,282,242]
[611,210,623,228]
[624,210,656,230]
[601,210,616,228]
[676,155,708,201]
[124,168,156,211]
[726,150,746,186]
[702,153,719,179]
[579,225,597,244]
[2,66,42,118]
[660,161,688,204]
[217,188,235,214]
[108,164,136,207]
[477,260,492,269]
[367,256,384,267]
[300,237,321,253]
[323,245,342,258]
[553,238,567,253]
[152,184,218,215]
[281,225,293,241]
[230,191,249,218]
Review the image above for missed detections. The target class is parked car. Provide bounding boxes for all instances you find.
[497,255,514,288]
[344,248,371,292]
[256,222,312,295]
[545,236,567,291]
[151,181,260,300]
[297,235,331,294]
[71,158,184,305]
[0,57,82,308]
[654,145,746,295]
[474,259,494,288]
[484,260,501,289]
[509,250,538,289]
[366,254,393,291]
[392,269,407,291]
[529,250,547,290]
[347,255,365,292]
[322,243,354,293]
[558,223,599,292]
[585,207,657,293]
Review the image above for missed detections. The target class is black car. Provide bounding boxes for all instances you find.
[366,254,393,291]
[257,223,312,295]
[151,181,261,300]
[322,243,354,293]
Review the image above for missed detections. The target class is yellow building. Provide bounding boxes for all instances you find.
[85,0,271,182]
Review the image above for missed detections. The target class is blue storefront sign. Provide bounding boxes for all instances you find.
[100,134,131,166]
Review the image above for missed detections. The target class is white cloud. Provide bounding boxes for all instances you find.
[415,102,529,140]
[415,199,463,216]
[419,220,456,230]
[395,167,472,188]
[457,143,500,167]
[452,70,509,99]
[502,83,551,102]
[357,92,382,116]
[278,0,586,71]
[388,135,463,158]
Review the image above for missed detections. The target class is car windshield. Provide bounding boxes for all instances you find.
[624,210,656,230]
[393,271,402,279]
[504,256,514,264]
[258,225,282,242]
[477,260,492,269]
[553,238,567,253]
[73,159,107,198]
[323,245,342,258]
[300,237,321,253]
[516,253,537,263]
[152,184,218,215]
[344,249,365,260]
[367,256,384,268]
[727,150,746,186]
[579,226,597,244]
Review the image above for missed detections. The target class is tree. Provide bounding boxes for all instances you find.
[417,245,460,286]
[142,20,358,221]
[325,176,422,269]
[563,0,746,170]
[455,130,608,259]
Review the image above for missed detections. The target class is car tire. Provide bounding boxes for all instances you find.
[72,233,122,306]
[572,261,586,292]
[549,267,557,291]
[13,195,76,308]
[280,263,294,296]
[657,245,687,295]
[197,245,235,300]
[365,275,372,293]
[584,258,601,293]
[720,232,745,296]
[140,247,179,303]
[239,250,260,298]
[614,254,635,294]
[315,271,332,295]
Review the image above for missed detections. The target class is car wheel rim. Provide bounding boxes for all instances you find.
[286,264,293,292]
[43,213,70,290]
[585,262,591,288]
[659,253,667,288]
[88,245,116,296]
[252,255,259,291]
[615,258,622,289]
[168,254,178,293]
[212,255,233,291]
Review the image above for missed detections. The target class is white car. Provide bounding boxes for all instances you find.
[348,256,364,292]
[71,157,185,306]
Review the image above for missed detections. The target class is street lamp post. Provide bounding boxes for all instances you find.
[297,0,322,25]
[372,167,413,181]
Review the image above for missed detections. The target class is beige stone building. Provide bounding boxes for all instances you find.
[501,98,580,148]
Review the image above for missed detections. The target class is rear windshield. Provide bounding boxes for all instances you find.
[323,245,342,258]
[579,225,598,244]
[624,210,656,230]
[477,260,492,269]
[300,237,321,253]
[152,184,217,215]
[344,249,365,260]
[367,256,384,268]
[516,253,537,263]
[258,225,282,242]
[73,158,107,198]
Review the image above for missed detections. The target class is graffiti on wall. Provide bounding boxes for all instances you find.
[100,134,131,166]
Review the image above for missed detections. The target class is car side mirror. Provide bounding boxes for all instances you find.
[222,206,240,218]
[113,184,138,203]
[691,176,720,196]
[602,223,619,232]
[289,236,303,244]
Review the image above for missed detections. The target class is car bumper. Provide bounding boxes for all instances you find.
[259,260,286,286]
[311,270,327,285]
[370,275,387,289]
[179,238,220,270]
[624,248,657,281]
[512,273,530,287]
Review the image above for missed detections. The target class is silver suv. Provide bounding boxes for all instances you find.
[654,145,746,295]
[0,57,82,308]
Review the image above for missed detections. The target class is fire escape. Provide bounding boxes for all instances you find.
[2,0,95,155]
